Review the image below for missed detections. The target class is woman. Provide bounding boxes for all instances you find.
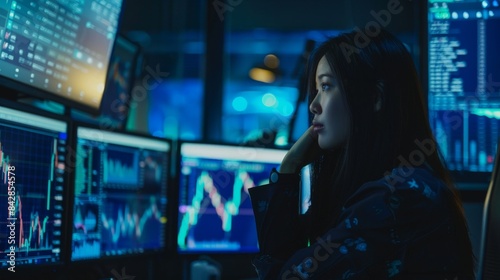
[248,29,475,279]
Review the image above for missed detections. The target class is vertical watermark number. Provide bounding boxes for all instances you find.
[6,165,16,272]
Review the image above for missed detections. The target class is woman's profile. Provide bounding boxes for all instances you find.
[249,29,475,279]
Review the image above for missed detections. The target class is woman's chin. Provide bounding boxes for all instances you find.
[318,136,345,151]
[318,138,333,150]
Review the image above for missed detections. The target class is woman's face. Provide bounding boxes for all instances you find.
[310,55,350,150]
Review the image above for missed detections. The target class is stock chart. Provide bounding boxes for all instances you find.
[71,127,169,260]
[428,0,500,174]
[0,106,66,268]
[177,143,285,253]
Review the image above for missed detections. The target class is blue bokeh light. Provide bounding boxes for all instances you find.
[262,93,277,107]
[232,96,248,111]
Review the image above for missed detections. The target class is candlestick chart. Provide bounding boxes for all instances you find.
[0,109,66,267]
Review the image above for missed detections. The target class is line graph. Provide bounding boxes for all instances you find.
[16,196,52,252]
[100,196,165,252]
[72,237,101,260]
[0,123,65,266]
[177,167,270,252]
[102,149,139,185]
[141,153,164,186]
[47,138,57,210]
[71,131,169,260]
[73,203,99,234]
[0,128,58,205]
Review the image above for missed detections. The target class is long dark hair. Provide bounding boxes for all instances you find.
[306,29,474,272]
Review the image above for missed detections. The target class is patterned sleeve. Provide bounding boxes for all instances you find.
[248,168,460,279]
[248,172,308,262]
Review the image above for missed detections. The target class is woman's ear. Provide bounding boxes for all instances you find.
[374,80,384,112]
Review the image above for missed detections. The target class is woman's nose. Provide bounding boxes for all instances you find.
[309,94,321,114]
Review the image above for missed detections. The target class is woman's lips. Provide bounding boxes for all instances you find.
[312,123,324,132]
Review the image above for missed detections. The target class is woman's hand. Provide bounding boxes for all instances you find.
[280,126,323,174]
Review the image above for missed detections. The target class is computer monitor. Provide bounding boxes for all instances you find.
[0,104,68,269]
[98,34,140,129]
[177,142,286,253]
[427,0,500,182]
[72,34,140,130]
[0,0,125,114]
[70,125,170,261]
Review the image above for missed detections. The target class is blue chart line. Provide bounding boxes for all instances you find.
[143,155,163,184]
[102,150,139,184]
[72,239,100,260]
[100,197,163,248]
[177,170,259,250]
[0,127,57,253]
[73,205,98,234]
[16,196,52,253]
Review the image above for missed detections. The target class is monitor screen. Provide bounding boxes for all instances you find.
[71,126,170,261]
[427,0,500,179]
[72,34,140,130]
[0,0,124,113]
[0,105,67,269]
[177,142,286,253]
[97,34,139,129]
[300,164,311,215]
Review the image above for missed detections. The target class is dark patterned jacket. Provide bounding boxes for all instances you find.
[249,167,475,279]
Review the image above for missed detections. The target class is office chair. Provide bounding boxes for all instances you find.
[477,142,500,280]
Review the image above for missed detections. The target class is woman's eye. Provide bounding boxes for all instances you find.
[321,83,331,91]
